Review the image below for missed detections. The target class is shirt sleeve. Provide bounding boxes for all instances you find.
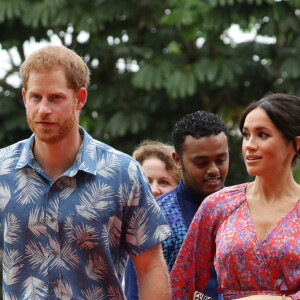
[170,195,219,299]
[124,258,140,300]
[123,160,171,256]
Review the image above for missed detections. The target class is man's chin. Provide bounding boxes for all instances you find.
[34,131,63,144]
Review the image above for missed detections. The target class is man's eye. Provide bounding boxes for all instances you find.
[217,159,226,164]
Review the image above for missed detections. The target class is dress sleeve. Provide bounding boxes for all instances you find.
[290,291,300,300]
[170,194,220,299]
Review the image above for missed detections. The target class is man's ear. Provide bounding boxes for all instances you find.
[172,152,182,170]
[22,88,27,106]
[76,88,87,110]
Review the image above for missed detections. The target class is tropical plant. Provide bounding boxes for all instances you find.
[1,0,300,189]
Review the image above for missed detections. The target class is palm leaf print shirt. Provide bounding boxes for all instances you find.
[0,127,171,300]
[170,183,300,300]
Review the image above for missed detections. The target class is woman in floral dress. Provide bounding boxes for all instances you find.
[170,93,300,300]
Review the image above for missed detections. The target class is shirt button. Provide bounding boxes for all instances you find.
[52,185,57,190]
[52,250,57,255]
[50,217,55,223]
[52,282,57,287]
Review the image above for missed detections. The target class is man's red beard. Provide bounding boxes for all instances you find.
[26,106,77,143]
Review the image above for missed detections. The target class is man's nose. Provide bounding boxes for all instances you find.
[207,162,219,175]
[38,98,52,115]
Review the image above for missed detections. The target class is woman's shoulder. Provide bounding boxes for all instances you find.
[201,183,248,215]
[208,182,248,199]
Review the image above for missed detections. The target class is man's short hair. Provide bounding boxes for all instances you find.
[172,110,228,157]
[20,45,90,92]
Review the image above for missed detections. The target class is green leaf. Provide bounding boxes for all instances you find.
[206,61,219,82]
[280,58,300,79]
[194,59,210,83]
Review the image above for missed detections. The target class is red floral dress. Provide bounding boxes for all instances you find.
[170,183,300,300]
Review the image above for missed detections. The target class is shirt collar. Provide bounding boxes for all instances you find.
[177,179,206,205]
[177,179,225,205]
[16,127,98,176]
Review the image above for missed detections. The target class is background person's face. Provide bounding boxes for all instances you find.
[175,133,229,196]
[142,157,178,198]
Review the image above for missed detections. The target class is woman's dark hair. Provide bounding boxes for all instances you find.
[239,93,300,166]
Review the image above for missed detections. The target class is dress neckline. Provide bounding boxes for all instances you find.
[243,185,300,244]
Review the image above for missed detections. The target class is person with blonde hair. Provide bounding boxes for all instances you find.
[0,45,172,300]
[125,139,181,299]
[132,140,181,198]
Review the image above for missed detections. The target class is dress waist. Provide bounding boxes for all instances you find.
[222,290,283,300]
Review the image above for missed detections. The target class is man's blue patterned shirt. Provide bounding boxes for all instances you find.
[0,127,171,299]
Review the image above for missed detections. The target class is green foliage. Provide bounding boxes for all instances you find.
[294,163,300,184]
[1,0,300,190]
[0,0,24,21]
